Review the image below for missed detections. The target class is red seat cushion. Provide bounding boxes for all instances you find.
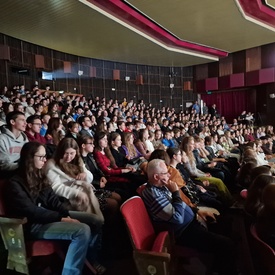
[152,231,169,253]
[26,240,61,257]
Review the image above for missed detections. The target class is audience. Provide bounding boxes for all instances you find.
[1,84,275,274]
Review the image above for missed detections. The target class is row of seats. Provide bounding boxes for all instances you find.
[1,181,275,275]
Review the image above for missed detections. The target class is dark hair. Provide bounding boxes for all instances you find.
[138,129,148,143]
[166,147,181,159]
[18,142,49,196]
[245,174,275,217]
[94,131,116,166]
[77,115,89,127]
[251,165,272,181]
[6,111,25,128]
[77,135,94,153]
[67,121,78,130]
[46,117,62,145]
[108,132,121,147]
[237,161,258,188]
[2,102,14,115]
[26,115,41,124]
[149,149,170,165]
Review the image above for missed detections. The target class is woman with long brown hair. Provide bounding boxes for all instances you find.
[134,128,153,160]
[45,117,64,146]
[7,142,101,274]
[44,138,104,226]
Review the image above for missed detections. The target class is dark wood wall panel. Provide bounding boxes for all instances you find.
[115,62,126,71]
[261,43,275,68]
[246,47,261,72]
[0,33,196,112]
[219,55,232,76]
[233,50,246,73]
[194,64,208,80]
[208,62,219,78]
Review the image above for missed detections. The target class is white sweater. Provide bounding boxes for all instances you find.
[44,159,93,200]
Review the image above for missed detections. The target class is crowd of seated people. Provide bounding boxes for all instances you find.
[1,85,275,273]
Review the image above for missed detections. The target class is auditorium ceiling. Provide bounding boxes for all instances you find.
[1,0,275,67]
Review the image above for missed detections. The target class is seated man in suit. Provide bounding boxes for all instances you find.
[78,115,94,137]
[141,159,237,275]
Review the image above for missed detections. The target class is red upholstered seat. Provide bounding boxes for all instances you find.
[136,183,146,197]
[250,224,275,275]
[120,196,171,275]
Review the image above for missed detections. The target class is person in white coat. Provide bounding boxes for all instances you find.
[44,137,104,225]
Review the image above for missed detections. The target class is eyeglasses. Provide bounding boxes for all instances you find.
[157,172,169,175]
[34,154,47,160]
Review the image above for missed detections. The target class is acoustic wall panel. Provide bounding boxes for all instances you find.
[183,81,192,91]
[246,68,274,86]
[89,66,96,77]
[0,45,10,60]
[136,74,143,85]
[35,54,45,68]
[63,61,72,73]
[219,73,244,90]
[113,69,120,80]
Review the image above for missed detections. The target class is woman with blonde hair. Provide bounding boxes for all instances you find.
[121,132,143,160]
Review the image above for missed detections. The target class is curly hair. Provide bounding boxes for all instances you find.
[18,142,50,196]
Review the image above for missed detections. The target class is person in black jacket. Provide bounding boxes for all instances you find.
[7,142,104,275]
[77,135,122,216]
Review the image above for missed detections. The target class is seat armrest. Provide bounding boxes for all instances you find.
[0,216,29,274]
[152,231,170,253]
[0,216,27,225]
[134,250,171,275]
[134,249,171,261]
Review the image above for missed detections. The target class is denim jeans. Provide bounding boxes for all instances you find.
[29,221,95,275]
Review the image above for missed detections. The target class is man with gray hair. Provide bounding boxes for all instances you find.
[141,159,237,275]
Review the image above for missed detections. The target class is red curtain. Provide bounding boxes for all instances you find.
[201,88,256,123]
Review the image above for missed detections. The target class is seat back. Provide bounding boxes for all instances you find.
[250,225,275,275]
[136,183,146,196]
[0,179,7,216]
[120,196,156,251]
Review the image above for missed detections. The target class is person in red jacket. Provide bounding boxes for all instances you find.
[25,115,46,144]
[93,131,146,200]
